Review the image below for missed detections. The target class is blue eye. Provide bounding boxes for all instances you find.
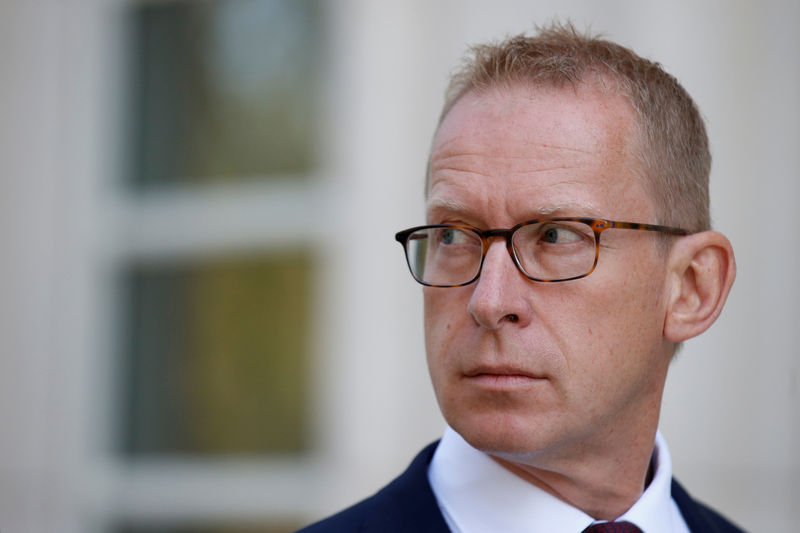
[542,227,560,243]
[438,228,473,245]
[541,225,583,244]
[433,227,479,249]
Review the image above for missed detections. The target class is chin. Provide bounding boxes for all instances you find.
[447,409,552,458]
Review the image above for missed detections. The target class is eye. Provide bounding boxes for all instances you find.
[441,228,456,244]
[540,224,584,244]
[438,227,470,245]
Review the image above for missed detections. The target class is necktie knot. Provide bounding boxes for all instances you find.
[582,521,643,533]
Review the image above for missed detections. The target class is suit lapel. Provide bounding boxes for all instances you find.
[360,441,451,532]
[671,478,745,533]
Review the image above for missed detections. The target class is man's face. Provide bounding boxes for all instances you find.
[424,84,675,464]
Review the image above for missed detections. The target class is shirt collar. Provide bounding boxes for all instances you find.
[614,430,678,533]
[428,426,682,533]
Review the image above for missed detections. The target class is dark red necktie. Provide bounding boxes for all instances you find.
[582,521,643,533]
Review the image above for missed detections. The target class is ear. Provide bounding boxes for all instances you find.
[663,231,736,342]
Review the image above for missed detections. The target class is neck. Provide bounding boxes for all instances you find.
[490,423,659,520]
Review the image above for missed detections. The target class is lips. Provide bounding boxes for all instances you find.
[463,365,547,388]
[464,364,544,379]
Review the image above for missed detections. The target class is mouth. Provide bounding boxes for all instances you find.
[463,366,547,388]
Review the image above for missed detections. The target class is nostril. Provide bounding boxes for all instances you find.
[505,314,519,323]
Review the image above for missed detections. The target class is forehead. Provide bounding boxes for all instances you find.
[427,84,652,223]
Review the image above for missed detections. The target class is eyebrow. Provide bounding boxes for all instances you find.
[531,203,602,217]
[425,196,471,214]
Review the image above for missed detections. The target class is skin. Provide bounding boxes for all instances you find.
[424,83,680,519]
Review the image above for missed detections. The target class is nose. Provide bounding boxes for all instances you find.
[467,240,533,329]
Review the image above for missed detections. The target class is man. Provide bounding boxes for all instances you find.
[300,23,742,532]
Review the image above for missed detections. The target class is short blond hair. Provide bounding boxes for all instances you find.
[436,22,711,232]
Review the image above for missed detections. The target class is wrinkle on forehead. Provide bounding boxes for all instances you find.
[431,160,579,181]
[426,174,606,224]
[430,152,592,178]
[429,145,600,192]
[539,144,594,155]
[431,140,598,168]
[432,143,593,161]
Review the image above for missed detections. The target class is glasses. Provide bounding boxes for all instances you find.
[395,217,688,287]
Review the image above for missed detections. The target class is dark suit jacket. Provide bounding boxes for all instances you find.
[297,442,747,533]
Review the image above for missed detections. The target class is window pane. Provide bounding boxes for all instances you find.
[120,251,313,456]
[129,0,323,187]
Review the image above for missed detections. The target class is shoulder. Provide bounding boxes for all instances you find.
[671,478,748,533]
[296,442,450,533]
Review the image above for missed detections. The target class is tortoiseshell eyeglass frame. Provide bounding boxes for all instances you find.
[394,217,690,287]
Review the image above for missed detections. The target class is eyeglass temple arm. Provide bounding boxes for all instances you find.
[607,221,689,235]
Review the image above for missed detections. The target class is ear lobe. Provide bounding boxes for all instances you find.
[663,231,736,343]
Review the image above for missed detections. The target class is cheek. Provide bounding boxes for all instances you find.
[564,265,668,377]
[423,288,471,371]
[423,290,453,351]
[610,263,667,337]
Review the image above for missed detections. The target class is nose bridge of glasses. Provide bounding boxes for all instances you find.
[480,227,514,240]
[476,227,515,254]
[475,228,520,277]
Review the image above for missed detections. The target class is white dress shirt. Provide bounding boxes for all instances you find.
[428,426,690,533]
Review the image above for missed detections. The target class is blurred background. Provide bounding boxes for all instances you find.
[0,0,797,531]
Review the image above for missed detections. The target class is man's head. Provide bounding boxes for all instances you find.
[411,24,735,488]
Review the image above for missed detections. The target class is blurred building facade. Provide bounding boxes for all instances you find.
[0,1,798,532]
